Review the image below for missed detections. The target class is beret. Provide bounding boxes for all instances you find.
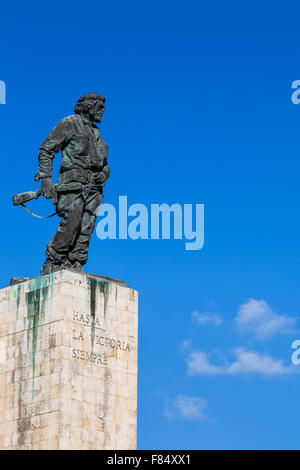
[77,93,106,103]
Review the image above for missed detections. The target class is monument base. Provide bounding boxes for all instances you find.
[0,269,138,450]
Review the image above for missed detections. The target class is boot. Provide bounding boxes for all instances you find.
[40,259,61,276]
[70,260,85,274]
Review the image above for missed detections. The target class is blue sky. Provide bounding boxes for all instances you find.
[1,0,300,449]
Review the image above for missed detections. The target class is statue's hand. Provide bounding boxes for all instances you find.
[40,178,55,199]
[94,172,108,185]
[34,171,41,182]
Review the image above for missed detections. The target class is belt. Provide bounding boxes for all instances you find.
[60,168,98,185]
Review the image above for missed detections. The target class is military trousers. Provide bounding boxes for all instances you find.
[46,186,103,266]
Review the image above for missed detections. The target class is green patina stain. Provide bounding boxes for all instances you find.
[15,283,22,320]
[87,277,109,352]
[25,274,54,396]
[99,280,109,320]
[130,288,135,301]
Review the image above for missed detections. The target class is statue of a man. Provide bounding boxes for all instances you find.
[34,93,110,275]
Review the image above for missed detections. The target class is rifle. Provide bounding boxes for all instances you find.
[12,185,58,218]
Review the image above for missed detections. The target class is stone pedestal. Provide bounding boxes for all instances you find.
[0,270,138,450]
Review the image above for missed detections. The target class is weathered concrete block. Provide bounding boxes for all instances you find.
[0,270,138,450]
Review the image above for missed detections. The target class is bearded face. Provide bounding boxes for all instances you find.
[74,94,106,123]
[90,100,105,123]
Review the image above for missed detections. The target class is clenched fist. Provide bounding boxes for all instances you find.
[40,177,55,199]
[94,170,109,185]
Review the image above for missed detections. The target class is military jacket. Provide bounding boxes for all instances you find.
[36,114,109,190]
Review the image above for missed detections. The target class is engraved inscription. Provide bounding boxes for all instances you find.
[72,349,108,365]
[71,310,132,366]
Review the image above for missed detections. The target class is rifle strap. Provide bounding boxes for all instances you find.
[20,203,57,219]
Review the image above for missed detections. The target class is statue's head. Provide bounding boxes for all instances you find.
[74,93,106,123]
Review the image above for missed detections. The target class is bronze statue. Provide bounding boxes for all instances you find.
[13,93,110,275]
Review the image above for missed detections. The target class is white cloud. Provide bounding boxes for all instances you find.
[164,395,208,420]
[235,298,297,339]
[187,348,295,377]
[187,351,223,376]
[226,348,292,376]
[180,339,192,353]
[192,310,223,326]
